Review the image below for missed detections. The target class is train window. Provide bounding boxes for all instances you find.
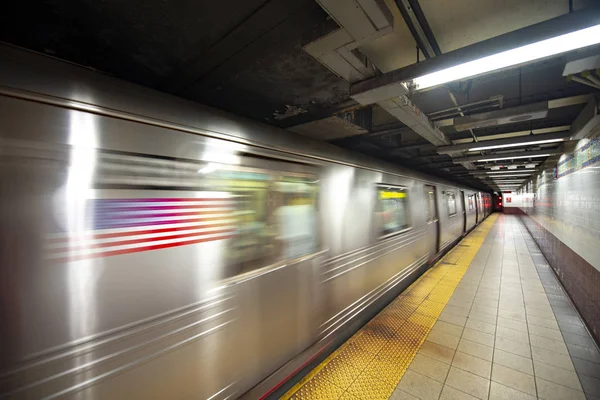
[272,178,319,260]
[468,194,474,211]
[376,185,410,237]
[94,151,319,279]
[424,186,436,222]
[217,169,319,276]
[446,191,457,216]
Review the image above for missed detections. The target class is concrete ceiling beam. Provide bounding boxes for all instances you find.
[570,95,600,140]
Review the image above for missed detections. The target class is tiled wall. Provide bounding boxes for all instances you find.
[517,137,600,344]
[520,214,600,343]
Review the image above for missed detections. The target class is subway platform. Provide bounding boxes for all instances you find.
[282,214,600,400]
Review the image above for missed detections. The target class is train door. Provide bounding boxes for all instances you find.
[460,191,467,234]
[424,185,440,256]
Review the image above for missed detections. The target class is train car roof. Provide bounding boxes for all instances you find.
[0,43,487,193]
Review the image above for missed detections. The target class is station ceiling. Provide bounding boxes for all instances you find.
[1,0,600,191]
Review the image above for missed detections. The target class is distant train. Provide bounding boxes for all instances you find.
[0,44,491,400]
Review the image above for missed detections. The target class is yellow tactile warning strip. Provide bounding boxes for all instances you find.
[282,214,499,400]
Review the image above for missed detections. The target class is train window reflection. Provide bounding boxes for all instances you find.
[446,191,457,216]
[208,168,319,277]
[468,194,474,211]
[425,186,436,222]
[376,185,410,237]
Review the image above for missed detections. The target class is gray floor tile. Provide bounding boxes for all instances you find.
[534,360,583,391]
[558,320,590,337]
[498,303,526,313]
[469,311,498,325]
[580,374,600,397]
[408,353,450,383]
[567,343,600,363]
[562,331,597,349]
[492,363,537,396]
[474,297,499,309]
[389,388,419,400]
[556,314,584,327]
[552,305,579,317]
[528,323,564,341]
[497,317,528,332]
[439,385,479,400]
[494,349,534,375]
[572,356,600,379]
[531,345,575,371]
[453,351,492,379]
[526,302,554,313]
[446,366,490,399]
[427,329,460,349]
[432,320,464,338]
[525,307,556,320]
[444,304,470,318]
[462,327,495,347]
[528,315,560,330]
[458,338,494,361]
[497,325,530,344]
[530,334,569,355]
[498,309,527,322]
[535,377,586,400]
[495,336,532,358]
[466,318,496,335]
[438,311,467,327]
[488,381,537,400]
[476,291,500,301]
[521,284,545,293]
[397,369,443,400]
[418,341,456,365]
[446,299,472,310]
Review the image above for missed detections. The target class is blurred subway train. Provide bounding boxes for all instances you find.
[0,44,492,400]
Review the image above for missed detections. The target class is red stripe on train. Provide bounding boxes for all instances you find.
[50,234,234,263]
[47,217,233,244]
[48,228,234,254]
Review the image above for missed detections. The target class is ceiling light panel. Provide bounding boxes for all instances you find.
[486,169,536,174]
[409,23,600,90]
[469,138,565,151]
[477,154,551,162]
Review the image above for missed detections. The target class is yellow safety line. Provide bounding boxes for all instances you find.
[281,214,499,400]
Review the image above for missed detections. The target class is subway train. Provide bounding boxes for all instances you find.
[0,44,492,400]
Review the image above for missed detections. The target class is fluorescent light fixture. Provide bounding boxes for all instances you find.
[493,180,526,183]
[410,23,600,90]
[468,138,565,151]
[486,169,535,174]
[488,174,531,177]
[477,154,550,162]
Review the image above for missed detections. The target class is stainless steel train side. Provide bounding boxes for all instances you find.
[0,45,491,400]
